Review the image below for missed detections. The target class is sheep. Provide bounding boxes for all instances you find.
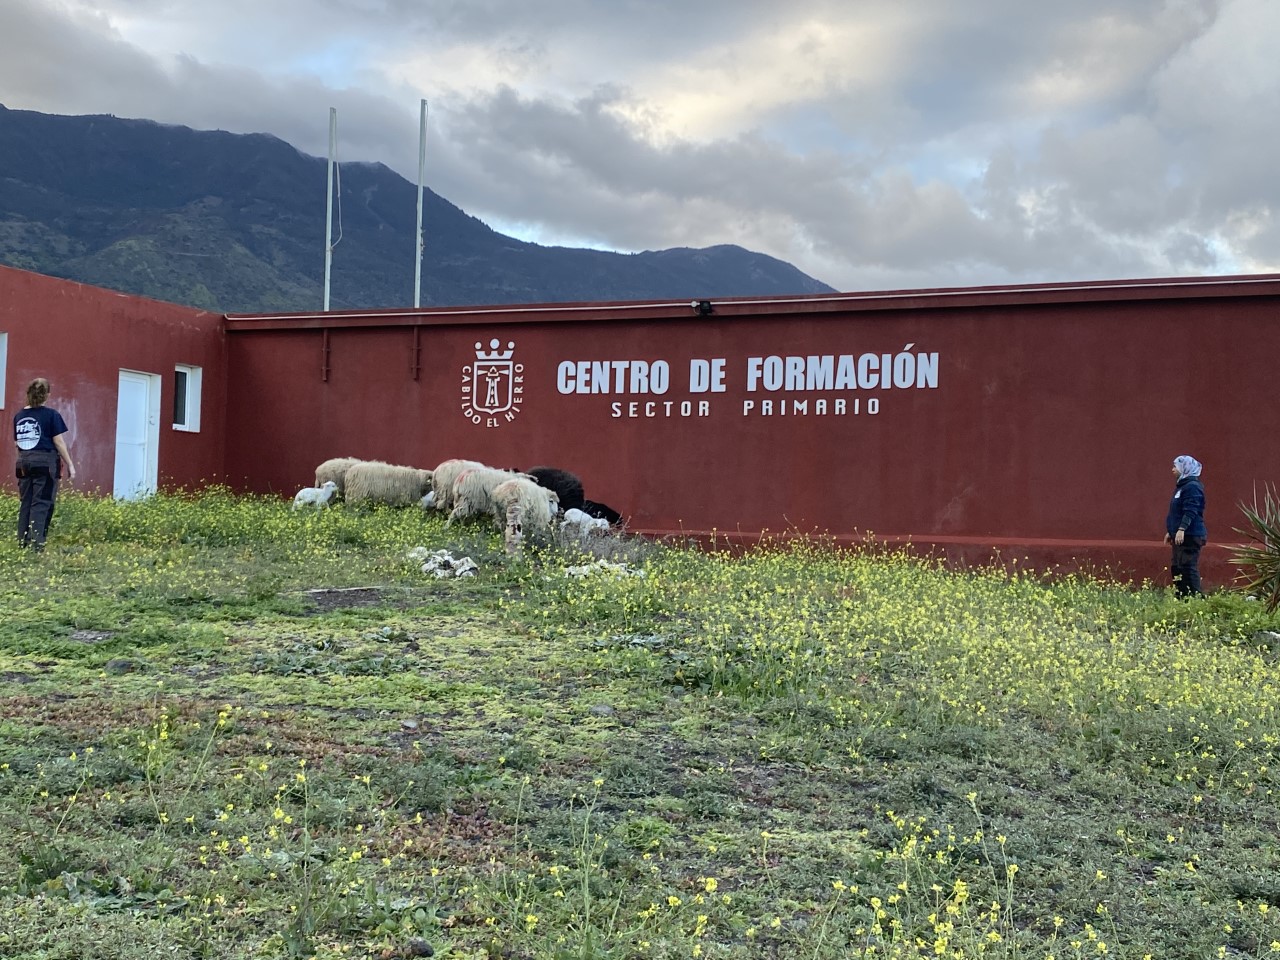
[581,500,623,525]
[429,458,486,513]
[490,476,558,526]
[491,476,559,552]
[314,457,363,499]
[292,480,338,510]
[344,460,434,507]
[560,506,610,537]
[447,467,525,525]
[524,466,585,513]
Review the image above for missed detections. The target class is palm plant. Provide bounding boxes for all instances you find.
[1231,484,1280,611]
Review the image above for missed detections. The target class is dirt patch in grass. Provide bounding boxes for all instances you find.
[68,630,116,644]
[301,586,390,612]
[0,694,223,736]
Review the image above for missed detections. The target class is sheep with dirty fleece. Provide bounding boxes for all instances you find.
[447,467,528,525]
[343,461,434,507]
[314,457,363,498]
[292,480,339,510]
[491,476,559,528]
[428,458,486,514]
[492,476,559,552]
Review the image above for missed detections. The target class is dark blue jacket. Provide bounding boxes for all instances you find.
[1166,477,1207,539]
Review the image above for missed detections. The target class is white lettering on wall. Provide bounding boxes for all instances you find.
[559,347,938,422]
[745,348,938,392]
[689,358,727,393]
[558,359,670,395]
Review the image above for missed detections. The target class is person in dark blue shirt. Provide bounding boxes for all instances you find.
[13,377,77,550]
[1164,454,1206,596]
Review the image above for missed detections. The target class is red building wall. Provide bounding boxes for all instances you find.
[10,260,1271,586]
[0,265,226,493]
[224,277,1280,587]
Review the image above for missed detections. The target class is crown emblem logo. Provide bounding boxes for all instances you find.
[461,337,524,427]
[475,339,515,361]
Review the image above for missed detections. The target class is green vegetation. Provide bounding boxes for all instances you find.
[1,489,1279,959]
[1232,484,1280,612]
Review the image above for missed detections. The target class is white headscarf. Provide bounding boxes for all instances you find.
[1173,455,1202,479]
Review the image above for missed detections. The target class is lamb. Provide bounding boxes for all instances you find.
[524,466,585,513]
[447,467,525,525]
[491,476,559,552]
[560,506,610,537]
[581,500,623,525]
[293,480,338,510]
[429,458,486,513]
[314,457,363,499]
[343,461,435,507]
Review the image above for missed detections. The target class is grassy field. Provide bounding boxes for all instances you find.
[1,489,1278,960]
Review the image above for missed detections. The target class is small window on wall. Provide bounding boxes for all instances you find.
[173,364,202,431]
[0,332,8,409]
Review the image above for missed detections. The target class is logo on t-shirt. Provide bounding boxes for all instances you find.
[15,416,41,451]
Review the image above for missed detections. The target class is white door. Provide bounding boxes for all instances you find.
[114,370,161,499]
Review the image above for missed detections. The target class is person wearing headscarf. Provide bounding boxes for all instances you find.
[1164,455,1207,596]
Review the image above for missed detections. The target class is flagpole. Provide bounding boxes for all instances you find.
[323,107,337,311]
[414,99,427,308]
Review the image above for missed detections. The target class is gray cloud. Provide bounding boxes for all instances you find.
[1,0,1277,290]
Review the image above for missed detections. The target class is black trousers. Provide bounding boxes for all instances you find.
[1170,536,1206,596]
[16,450,60,548]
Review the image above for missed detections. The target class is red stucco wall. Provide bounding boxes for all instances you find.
[224,277,1280,587]
[10,261,1270,587]
[1,265,225,494]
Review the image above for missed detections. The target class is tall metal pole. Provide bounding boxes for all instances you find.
[414,99,427,308]
[323,107,337,312]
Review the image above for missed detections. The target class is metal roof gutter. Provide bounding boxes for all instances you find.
[223,273,1280,331]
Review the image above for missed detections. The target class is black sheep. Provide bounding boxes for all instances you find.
[525,467,585,512]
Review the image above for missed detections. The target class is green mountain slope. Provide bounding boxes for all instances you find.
[0,104,834,312]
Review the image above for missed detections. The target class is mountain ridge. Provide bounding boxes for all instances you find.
[0,104,834,313]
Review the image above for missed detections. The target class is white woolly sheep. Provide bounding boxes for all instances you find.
[491,476,559,552]
[580,499,623,525]
[314,457,363,498]
[429,458,486,513]
[560,506,610,538]
[344,461,435,507]
[447,467,525,525]
[293,480,338,510]
[490,476,558,526]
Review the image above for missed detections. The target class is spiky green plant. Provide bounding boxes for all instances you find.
[1231,483,1280,611]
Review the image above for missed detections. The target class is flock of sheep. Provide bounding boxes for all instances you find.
[293,457,620,552]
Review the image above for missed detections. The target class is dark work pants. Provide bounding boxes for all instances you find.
[16,450,59,548]
[1171,536,1206,596]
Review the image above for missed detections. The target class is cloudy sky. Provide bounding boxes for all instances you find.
[2,0,1277,291]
